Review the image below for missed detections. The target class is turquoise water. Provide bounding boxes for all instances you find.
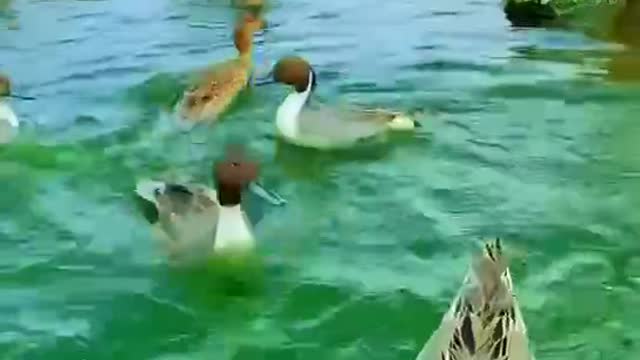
[2,0,640,359]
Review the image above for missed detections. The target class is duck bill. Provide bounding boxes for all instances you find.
[248,181,286,206]
[9,94,36,101]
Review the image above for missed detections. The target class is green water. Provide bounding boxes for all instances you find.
[1,0,640,359]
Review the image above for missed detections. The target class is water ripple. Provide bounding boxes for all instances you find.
[38,65,151,87]
[57,11,110,22]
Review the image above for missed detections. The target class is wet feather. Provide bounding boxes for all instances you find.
[416,239,534,360]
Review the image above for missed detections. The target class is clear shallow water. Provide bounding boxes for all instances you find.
[1,0,640,359]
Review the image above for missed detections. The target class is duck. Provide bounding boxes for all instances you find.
[134,147,285,263]
[416,238,534,360]
[0,73,34,144]
[268,56,420,149]
[175,12,265,123]
[501,0,637,32]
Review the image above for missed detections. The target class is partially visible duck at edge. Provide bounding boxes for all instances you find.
[134,147,285,264]
[416,238,534,360]
[0,73,34,144]
[502,0,559,28]
[270,56,421,149]
[611,0,640,47]
[502,0,640,36]
[176,13,265,123]
[605,0,640,81]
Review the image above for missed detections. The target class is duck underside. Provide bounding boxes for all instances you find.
[133,178,285,264]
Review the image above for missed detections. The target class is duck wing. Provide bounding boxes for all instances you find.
[295,100,390,146]
[178,58,251,122]
[416,239,534,360]
[135,180,220,260]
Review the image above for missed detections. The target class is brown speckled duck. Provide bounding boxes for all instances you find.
[176,13,264,123]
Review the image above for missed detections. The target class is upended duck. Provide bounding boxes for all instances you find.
[0,73,34,144]
[175,12,265,123]
[266,56,421,149]
[134,148,285,263]
[416,238,534,360]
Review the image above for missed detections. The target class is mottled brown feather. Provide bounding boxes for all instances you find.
[180,58,251,122]
[213,146,259,206]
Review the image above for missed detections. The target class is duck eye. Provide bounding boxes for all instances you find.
[231,162,240,167]
[154,188,161,196]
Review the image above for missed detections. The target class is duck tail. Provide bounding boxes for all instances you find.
[135,179,166,203]
[467,238,513,308]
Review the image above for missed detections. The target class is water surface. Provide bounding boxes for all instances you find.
[1,0,640,359]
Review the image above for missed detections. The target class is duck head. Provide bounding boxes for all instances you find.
[272,56,317,93]
[612,0,640,47]
[214,146,259,207]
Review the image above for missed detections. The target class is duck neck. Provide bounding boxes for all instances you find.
[214,204,254,252]
[276,71,314,139]
[238,47,253,66]
[214,183,254,252]
[0,99,18,127]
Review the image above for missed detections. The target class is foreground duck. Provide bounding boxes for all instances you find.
[0,74,33,144]
[416,239,534,360]
[134,147,284,263]
[269,56,420,149]
[175,12,264,123]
